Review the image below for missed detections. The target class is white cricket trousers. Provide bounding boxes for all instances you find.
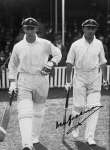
[17,73,49,149]
[72,69,102,141]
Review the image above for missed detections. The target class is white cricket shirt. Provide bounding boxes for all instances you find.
[66,36,107,71]
[8,35,62,80]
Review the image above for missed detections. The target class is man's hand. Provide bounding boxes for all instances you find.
[9,81,17,95]
[103,80,109,90]
[65,82,72,91]
[41,61,55,76]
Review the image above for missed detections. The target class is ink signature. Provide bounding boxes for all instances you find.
[56,106,103,135]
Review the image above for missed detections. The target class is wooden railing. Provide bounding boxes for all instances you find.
[0,66,110,89]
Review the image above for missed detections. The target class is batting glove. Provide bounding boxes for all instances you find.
[103,80,109,90]
[9,81,17,95]
[65,82,72,91]
[41,61,55,76]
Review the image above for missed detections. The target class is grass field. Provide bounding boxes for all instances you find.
[0,88,109,150]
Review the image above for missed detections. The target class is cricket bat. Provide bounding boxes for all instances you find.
[63,88,70,138]
[0,91,15,142]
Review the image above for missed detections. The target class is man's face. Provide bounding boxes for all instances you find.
[83,26,97,40]
[23,26,37,37]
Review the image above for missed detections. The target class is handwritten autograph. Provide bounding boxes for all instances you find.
[56,106,103,135]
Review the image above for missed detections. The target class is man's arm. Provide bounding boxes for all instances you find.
[66,63,73,83]
[99,41,109,89]
[100,63,109,89]
[8,45,19,81]
[65,43,76,90]
[64,63,73,91]
[8,45,19,94]
[41,42,62,76]
[100,63,107,81]
[50,42,62,65]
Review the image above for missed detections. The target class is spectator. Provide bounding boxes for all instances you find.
[0,50,5,67]
[54,34,67,66]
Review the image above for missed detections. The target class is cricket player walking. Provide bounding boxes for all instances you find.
[8,17,62,150]
[65,19,108,147]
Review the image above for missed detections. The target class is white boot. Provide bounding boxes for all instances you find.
[87,137,96,145]
[71,127,79,138]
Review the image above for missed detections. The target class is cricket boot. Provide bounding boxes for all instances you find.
[71,127,79,138]
[87,137,96,145]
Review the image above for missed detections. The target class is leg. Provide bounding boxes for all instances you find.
[32,102,46,144]
[32,102,48,150]
[85,74,102,144]
[85,92,101,144]
[31,76,49,150]
[17,88,33,150]
[71,78,86,138]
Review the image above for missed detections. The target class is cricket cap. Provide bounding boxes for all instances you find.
[82,19,98,27]
[22,17,39,27]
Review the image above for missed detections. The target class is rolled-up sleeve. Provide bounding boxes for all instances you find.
[49,42,62,65]
[66,44,76,65]
[8,45,19,80]
[99,43,107,65]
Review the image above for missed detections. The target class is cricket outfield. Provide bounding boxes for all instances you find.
[0,88,109,150]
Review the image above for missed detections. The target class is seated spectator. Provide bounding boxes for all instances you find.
[0,50,6,69]
[54,35,62,49]
[4,42,11,57]
[54,34,67,66]
[15,29,24,43]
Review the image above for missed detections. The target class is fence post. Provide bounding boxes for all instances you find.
[0,66,110,89]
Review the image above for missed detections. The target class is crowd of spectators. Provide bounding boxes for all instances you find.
[0,21,110,69]
[0,26,15,68]
[50,27,110,66]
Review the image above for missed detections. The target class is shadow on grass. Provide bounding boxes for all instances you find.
[75,140,106,150]
[61,134,107,150]
[62,135,75,150]
[49,87,110,99]
[48,88,73,99]
[75,140,91,150]
[0,88,73,102]
[0,88,110,102]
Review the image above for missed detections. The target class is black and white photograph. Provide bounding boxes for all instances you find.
[0,0,109,150]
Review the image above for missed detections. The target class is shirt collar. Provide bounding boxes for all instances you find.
[23,34,40,44]
[82,35,96,44]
